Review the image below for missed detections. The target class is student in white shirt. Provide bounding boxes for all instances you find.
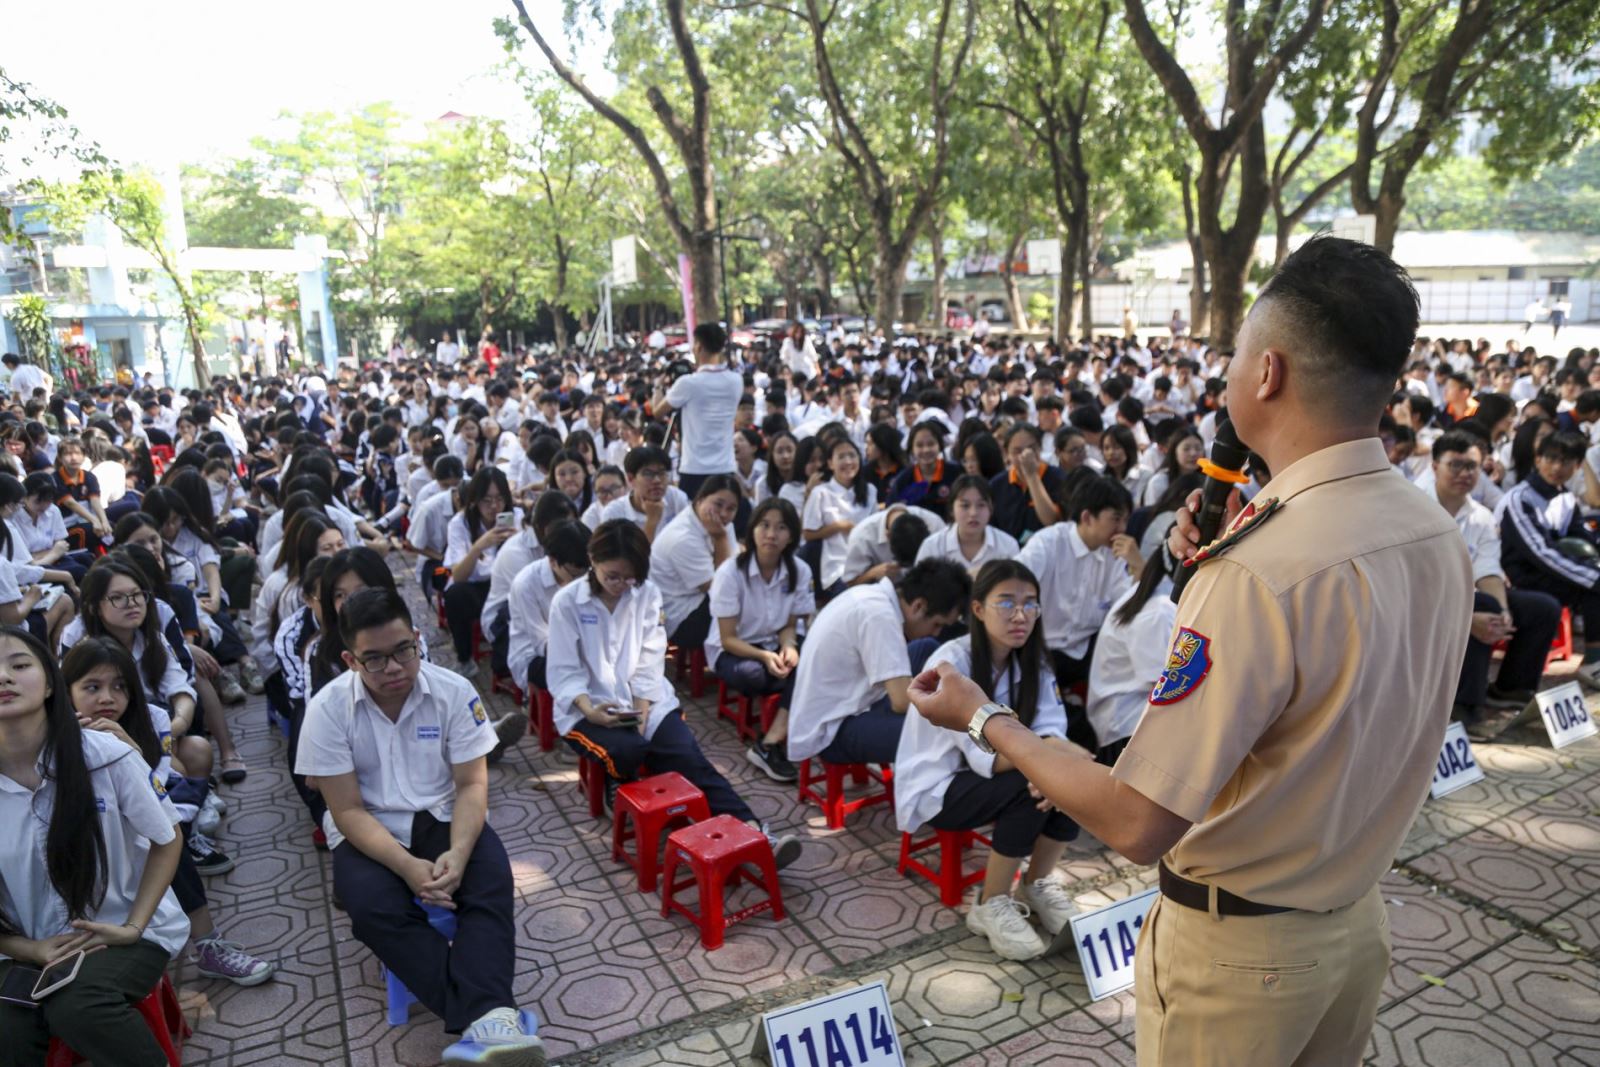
[651,324,743,500]
[733,429,767,500]
[786,559,971,768]
[483,492,570,680]
[0,628,189,1066]
[545,520,801,866]
[803,437,878,596]
[548,448,593,516]
[1086,551,1179,764]
[916,474,1021,576]
[649,475,740,651]
[507,520,590,695]
[894,560,1080,960]
[580,465,627,530]
[599,445,689,542]
[442,468,520,665]
[841,502,945,587]
[1017,475,1141,748]
[405,456,465,594]
[778,436,826,516]
[296,589,545,1063]
[707,498,816,782]
[64,637,274,987]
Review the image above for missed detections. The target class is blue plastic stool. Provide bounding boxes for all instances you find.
[384,900,457,1025]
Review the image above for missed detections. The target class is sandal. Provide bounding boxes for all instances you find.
[220,756,249,784]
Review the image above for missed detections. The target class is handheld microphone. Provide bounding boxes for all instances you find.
[1169,415,1250,603]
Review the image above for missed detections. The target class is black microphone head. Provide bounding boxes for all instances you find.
[1209,414,1249,472]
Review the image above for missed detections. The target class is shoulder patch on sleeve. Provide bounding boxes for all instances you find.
[469,694,488,726]
[1150,627,1212,706]
[150,769,168,798]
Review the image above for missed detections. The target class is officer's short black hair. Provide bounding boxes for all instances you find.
[897,558,972,617]
[1256,235,1419,408]
[1067,474,1134,524]
[338,586,413,648]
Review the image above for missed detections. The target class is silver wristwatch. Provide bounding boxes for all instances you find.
[968,702,1018,755]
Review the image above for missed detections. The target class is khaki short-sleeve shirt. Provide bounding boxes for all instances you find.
[1113,438,1472,911]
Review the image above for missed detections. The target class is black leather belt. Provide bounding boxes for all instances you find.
[1158,863,1297,917]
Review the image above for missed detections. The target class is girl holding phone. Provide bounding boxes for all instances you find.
[0,626,189,1066]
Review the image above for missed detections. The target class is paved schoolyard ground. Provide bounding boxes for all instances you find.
[165,558,1600,1067]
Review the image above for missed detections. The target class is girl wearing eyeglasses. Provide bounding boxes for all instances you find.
[545,519,802,868]
[892,560,1081,962]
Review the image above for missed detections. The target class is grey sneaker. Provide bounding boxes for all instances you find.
[442,1007,547,1066]
[238,657,266,695]
[763,827,802,870]
[487,713,524,764]
[1020,876,1080,936]
[216,669,247,705]
[192,936,275,986]
[194,792,225,836]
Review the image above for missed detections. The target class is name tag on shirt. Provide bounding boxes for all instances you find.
[417,725,442,741]
[95,797,107,812]
[579,612,599,625]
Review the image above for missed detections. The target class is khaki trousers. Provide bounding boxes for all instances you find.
[1134,883,1389,1066]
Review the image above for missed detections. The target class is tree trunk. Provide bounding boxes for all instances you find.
[552,308,569,351]
[1077,220,1093,338]
[929,211,947,326]
[1060,209,1087,339]
[687,231,719,326]
[812,248,834,315]
[1001,231,1029,330]
[1057,264,1075,341]
[871,217,912,329]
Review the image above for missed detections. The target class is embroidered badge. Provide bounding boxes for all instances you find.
[161,732,173,756]
[150,770,168,798]
[1184,497,1282,569]
[1150,627,1212,705]
[469,696,488,726]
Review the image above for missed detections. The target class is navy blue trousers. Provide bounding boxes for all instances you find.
[929,768,1078,857]
[1456,588,1561,705]
[333,813,515,1034]
[567,709,755,823]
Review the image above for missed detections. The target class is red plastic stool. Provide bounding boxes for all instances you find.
[798,759,894,830]
[1550,606,1574,666]
[528,687,556,751]
[46,973,189,1067]
[612,772,712,891]
[898,827,994,906]
[670,644,708,698]
[660,815,786,950]
[715,681,781,742]
[491,672,523,703]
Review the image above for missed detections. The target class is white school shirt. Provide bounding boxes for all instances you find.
[13,506,67,555]
[0,730,190,960]
[802,479,878,589]
[840,504,947,585]
[777,481,809,515]
[599,487,690,534]
[705,553,816,670]
[295,661,499,851]
[786,579,910,762]
[1086,580,1178,748]
[482,528,543,637]
[649,509,735,637]
[169,527,221,598]
[251,570,293,674]
[914,524,1020,576]
[894,637,1068,834]
[408,489,457,558]
[258,506,361,579]
[506,558,564,688]
[666,364,742,475]
[545,578,679,739]
[1442,492,1504,584]
[405,465,435,504]
[3,519,44,585]
[1017,523,1135,659]
[443,508,524,584]
[735,459,768,500]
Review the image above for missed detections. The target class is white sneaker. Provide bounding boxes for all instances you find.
[1020,876,1080,936]
[443,1007,547,1066]
[966,892,1046,961]
[195,792,226,836]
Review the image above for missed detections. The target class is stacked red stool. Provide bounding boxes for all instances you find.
[660,815,786,950]
[669,644,708,698]
[612,772,711,891]
[798,759,894,830]
[46,973,189,1067]
[715,681,781,742]
[898,827,993,906]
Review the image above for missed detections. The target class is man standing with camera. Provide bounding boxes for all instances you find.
[651,323,746,525]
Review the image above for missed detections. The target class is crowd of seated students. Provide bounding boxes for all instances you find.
[0,322,1593,1064]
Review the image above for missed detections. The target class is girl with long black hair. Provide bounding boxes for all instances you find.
[442,467,520,664]
[63,638,274,988]
[707,497,815,783]
[802,436,876,597]
[1086,545,1177,766]
[894,560,1079,961]
[0,626,188,1066]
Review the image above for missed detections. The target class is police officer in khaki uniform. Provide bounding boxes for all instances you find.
[909,236,1472,1066]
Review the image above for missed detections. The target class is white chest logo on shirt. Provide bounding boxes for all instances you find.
[417,725,442,741]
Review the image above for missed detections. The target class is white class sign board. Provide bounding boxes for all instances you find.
[1069,886,1160,1001]
[1536,682,1599,750]
[1430,721,1485,799]
[758,981,904,1067]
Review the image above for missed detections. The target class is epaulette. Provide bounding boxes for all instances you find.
[1183,496,1282,568]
